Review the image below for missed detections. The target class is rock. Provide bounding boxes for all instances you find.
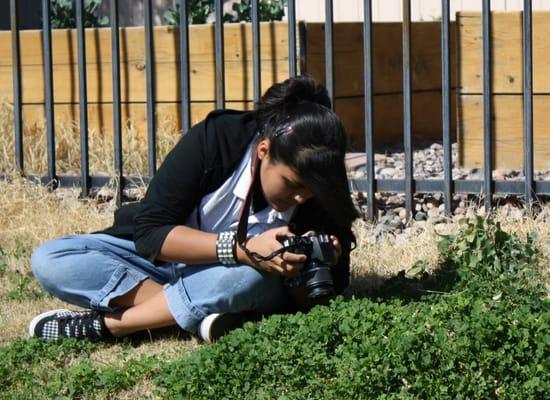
[454,207,465,215]
[428,215,446,225]
[415,203,423,212]
[427,208,441,219]
[398,207,407,220]
[415,211,427,221]
[387,195,404,206]
[379,167,397,177]
[389,216,404,230]
[413,220,427,229]
[395,233,409,243]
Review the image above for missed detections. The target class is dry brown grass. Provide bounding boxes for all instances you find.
[0,101,180,177]
[350,206,550,297]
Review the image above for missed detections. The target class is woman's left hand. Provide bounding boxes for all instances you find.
[330,235,342,264]
[303,231,341,264]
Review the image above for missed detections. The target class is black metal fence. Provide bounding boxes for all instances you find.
[6,0,546,219]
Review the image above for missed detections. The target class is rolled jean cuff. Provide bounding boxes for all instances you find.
[163,280,208,334]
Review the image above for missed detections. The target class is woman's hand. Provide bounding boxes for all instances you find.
[303,231,342,264]
[330,235,342,264]
[236,226,306,276]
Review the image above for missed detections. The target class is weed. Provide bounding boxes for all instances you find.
[7,272,45,301]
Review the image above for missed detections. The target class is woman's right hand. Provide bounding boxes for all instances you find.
[235,226,307,276]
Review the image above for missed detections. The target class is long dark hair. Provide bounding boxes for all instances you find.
[253,75,359,229]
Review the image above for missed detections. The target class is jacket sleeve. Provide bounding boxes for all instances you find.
[133,119,212,264]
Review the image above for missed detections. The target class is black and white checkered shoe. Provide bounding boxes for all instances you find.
[29,309,112,341]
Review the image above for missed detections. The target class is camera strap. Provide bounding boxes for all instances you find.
[235,156,287,262]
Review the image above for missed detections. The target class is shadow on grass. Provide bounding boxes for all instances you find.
[347,260,459,303]
[121,325,194,345]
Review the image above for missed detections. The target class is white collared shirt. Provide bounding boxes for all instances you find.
[185,139,295,237]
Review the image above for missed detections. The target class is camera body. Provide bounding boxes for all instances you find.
[278,233,337,299]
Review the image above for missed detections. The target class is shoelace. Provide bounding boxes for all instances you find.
[58,311,103,339]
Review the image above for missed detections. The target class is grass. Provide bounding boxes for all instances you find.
[0,101,180,177]
[1,102,549,398]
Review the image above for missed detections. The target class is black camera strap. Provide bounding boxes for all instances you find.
[236,156,288,263]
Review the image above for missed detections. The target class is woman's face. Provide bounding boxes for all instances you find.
[256,139,313,212]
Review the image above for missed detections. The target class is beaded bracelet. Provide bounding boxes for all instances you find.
[216,231,237,265]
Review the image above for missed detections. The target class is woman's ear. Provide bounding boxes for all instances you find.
[256,139,271,161]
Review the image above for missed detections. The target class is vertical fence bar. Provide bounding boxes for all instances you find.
[324,0,334,107]
[10,0,23,173]
[441,0,452,213]
[402,0,413,218]
[144,0,156,176]
[75,0,90,196]
[42,0,56,185]
[252,0,261,105]
[110,0,123,206]
[179,0,191,133]
[482,0,493,211]
[523,0,534,205]
[287,0,297,77]
[215,0,225,109]
[363,0,375,221]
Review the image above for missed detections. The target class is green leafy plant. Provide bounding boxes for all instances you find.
[155,216,549,399]
[1,339,161,399]
[164,0,287,25]
[48,0,109,29]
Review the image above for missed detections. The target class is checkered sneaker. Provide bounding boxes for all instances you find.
[29,309,111,341]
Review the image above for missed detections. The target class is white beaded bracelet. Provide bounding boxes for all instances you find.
[216,231,237,265]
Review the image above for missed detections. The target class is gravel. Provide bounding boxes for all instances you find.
[346,142,550,242]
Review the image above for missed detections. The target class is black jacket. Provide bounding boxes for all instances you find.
[101,110,354,294]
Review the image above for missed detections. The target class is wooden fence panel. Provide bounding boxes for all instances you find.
[0,22,289,104]
[303,21,457,149]
[457,12,550,169]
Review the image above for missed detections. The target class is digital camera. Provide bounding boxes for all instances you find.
[278,233,337,299]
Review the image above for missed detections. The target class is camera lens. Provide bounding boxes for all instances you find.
[302,263,335,299]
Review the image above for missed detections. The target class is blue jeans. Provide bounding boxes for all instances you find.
[31,234,287,334]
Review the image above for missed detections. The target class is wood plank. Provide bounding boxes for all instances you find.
[0,22,289,103]
[0,22,289,66]
[457,11,550,93]
[0,58,289,103]
[20,101,254,139]
[17,90,454,154]
[335,90,457,150]
[304,21,457,96]
[457,94,550,169]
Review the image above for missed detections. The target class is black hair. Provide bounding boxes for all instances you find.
[253,75,359,229]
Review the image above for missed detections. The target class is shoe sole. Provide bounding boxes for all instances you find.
[199,313,244,343]
[28,309,70,338]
